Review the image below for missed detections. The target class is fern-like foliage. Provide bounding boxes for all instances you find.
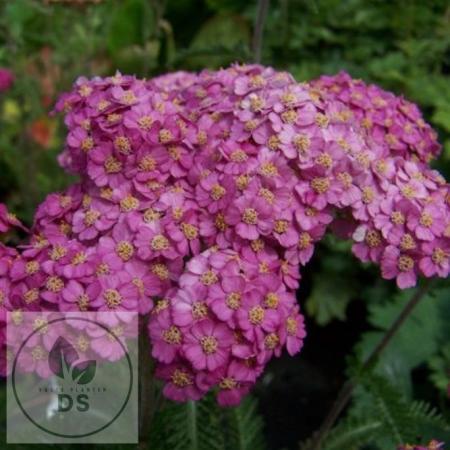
[148,394,266,450]
[319,373,449,450]
[316,417,383,450]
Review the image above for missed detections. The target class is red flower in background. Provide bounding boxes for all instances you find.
[28,117,56,149]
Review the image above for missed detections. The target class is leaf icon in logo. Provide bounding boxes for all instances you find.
[48,336,79,380]
[71,360,97,385]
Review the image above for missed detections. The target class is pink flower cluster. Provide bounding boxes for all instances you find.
[0,68,14,92]
[311,72,441,162]
[0,64,448,406]
[398,440,444,450]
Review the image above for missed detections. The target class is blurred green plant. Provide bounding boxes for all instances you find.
[0,1,449,449]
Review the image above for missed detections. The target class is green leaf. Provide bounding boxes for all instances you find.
[320,417,383,450]
[428,343,450,393]
[432,107,450,132]
[148,394,265,450]
[305,273,354,326]
[224,396,266,450]
[355,285,450,391]
[107,0,155,55]
[186,13,251,68]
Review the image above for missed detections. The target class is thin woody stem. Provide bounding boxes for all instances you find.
[252,0,270,63]
[309,280,431,450]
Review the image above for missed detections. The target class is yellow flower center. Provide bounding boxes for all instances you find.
[219,377,237,390]
[103,289,122,309]
[76,335,90,352]
[197,131,207,145]
[390,211,405,225]
[77,294,89,311]
[181,223,198,240]
[243,208,258,225]
[432,248,447,265]
[260,162,278,177]
[251,239,265,252]
[50,244,67,261]
[26,260,40,275]
[139,155,157,172]
[311,177,330,194]
[143,208,160,223]
[236,174,250,190]
[211,184,226,200]
[151,235,169,251]
[249,306,265,325]
[230,149,248,162]
[32,346,46,361]
[81,137,94,153]
[116,241,134,261]
[171,369,192,387]
[159,129,173,144]
[298,232,312,249]
[400,234,416,251]
[200,336,218,354]
[168,145,181,160]
[120,195,140,212]
[226,292,241,310]
[121,91,137,105]
[281,110,297,124]
[293,134,310,153]
[315,113,329,128]
[104,155,122,174]
[337,172,353,189]
[264,293,279,308]
[71,252,87,266]
[151,263,169,280]
[33,317,48,333]
[200,270,218,286]
[162,326,182,345]
[244,119,258,131]
[401,184,416,199]
[46,276,64,293]
[398,255,414,272]
[274,220,289,234]
[264,333,280,349]
[365,230,381,248]
[315,153,333,169]
[192,301,208,320]
[215,213,227,231]
[286,317,297,335]
[114,136,131,154]
[420,212,433,228]
[137,115,153,130]
[96,263,110,276]
[84,209,101,226]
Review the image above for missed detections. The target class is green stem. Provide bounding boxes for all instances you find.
[188,400,198,450]
[252,0,270,63]
[309,280,431,450]
[138,314,155,448]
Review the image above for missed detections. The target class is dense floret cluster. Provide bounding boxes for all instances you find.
[0,64,448,405]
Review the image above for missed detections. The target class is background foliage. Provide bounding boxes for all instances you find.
[0,0,449,449]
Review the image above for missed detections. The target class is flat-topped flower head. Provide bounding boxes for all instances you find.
[1,63,447,407]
